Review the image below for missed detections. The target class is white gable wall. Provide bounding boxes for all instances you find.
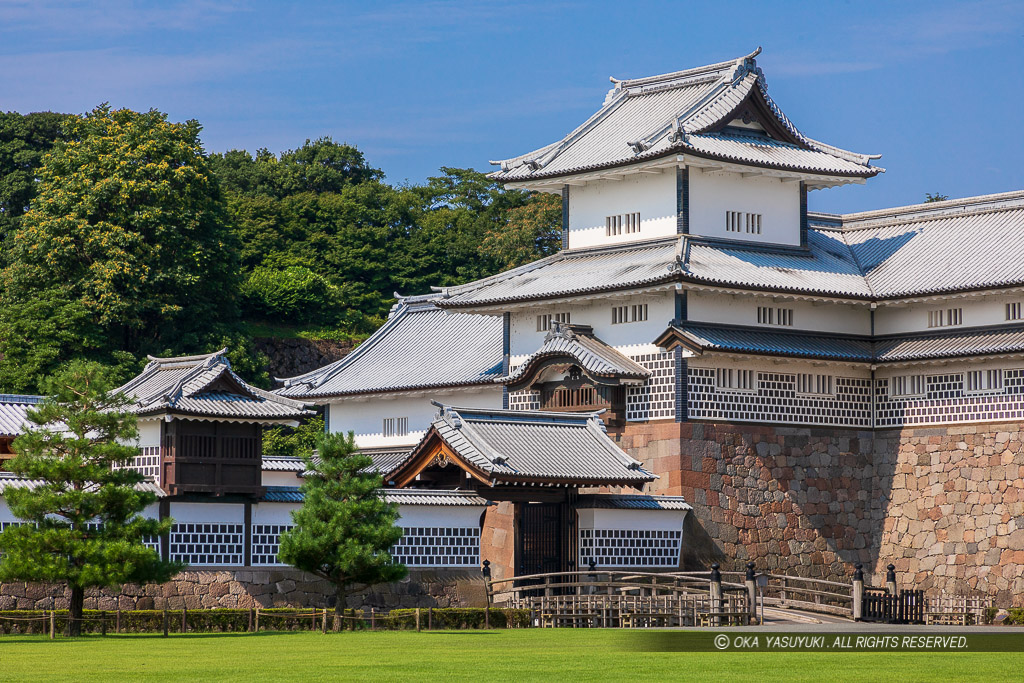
[687,291,871,335]
[328,387,503,449]
[688,169,801,245]
[509,291,675,362]
[875,294,1024,335]
[567,172,677,249]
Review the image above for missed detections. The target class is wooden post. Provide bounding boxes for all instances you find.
[101,611,107,636]
[116,608,121,634]
[181,607,187,634]
[709,564,722,627]
[415,607,421,632]
[428,606,433,630]
[50,611,55,639]
[744,563,757,621]
[248,608,254,632]
[851,564,863,621]
[162,610,169,637]
[484,606,490,629]
[370,607,376,631]
[322,608,328,634]
[254,608,260,633]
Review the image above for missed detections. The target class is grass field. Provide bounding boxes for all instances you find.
[1,630,1021,681]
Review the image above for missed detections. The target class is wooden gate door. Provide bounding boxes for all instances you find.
[519,503,564,576]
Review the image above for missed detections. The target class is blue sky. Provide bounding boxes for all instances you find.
[2,0,1023,213]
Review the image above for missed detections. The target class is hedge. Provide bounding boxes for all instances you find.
[0,608,532,634]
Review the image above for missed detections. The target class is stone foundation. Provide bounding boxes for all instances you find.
[615,419,1024,606]
[0,568,487,611]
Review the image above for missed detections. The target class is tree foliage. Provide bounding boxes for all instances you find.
[480,190,562,269]
[0,105,239,391]
[278,431,405,617]
[924,192,949,203]
[0,111,69,263]
[262,415,325,459]
[0,361,179,635]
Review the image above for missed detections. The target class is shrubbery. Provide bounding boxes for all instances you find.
[0,607,532,634]
[240,266,341,326]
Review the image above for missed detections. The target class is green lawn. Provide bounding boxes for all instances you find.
[0,630,1020,681]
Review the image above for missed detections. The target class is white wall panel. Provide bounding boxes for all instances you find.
[568,172,677,248]
[688,169,800,245]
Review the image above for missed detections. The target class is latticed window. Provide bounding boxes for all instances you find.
[726,211,761,234]
[536,311,570,332]
[891,374,925,397]
[382,417,408,437]
[606,212,640,236]
[796,373,834,396]
[965,369,1003,394]
[928,308,963,328]
[1007,303,1022,321]
[612,303,647,325]
[757,306,793,326]
[716,368,755,391]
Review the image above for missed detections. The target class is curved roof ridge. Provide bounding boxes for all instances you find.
[838,190,1024,229]
[611,47,760,90]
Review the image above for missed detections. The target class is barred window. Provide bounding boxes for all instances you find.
[1007,303,1022,321]
[606,212,640,236]
[612,303,648,325]
[536,311,570,332]
[757,306,793,326]
[796,373,834,396]
[965,369,1003,394]
[726,211,761,235]
[891,374,926,397]
[716,368,755,391]
[928,308,963,328]
[383,417,409,438]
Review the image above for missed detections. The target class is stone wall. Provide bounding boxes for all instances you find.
[0,568,488,611]
[255,337,359,383]
[614,419,1024,606]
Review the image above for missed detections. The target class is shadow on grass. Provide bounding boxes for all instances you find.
[0,629,510,643]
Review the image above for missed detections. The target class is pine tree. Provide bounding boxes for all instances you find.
[0,361,179,636]
[278,431,406,625]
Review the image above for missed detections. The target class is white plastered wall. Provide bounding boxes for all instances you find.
[688,168,801,245]
[327,387,503,449]
[567,171,677,249]
[395,504,486,527]
[875,294,1024,335]
[167,502,244,524]
[252,502,299,525]
[576,508,687,532]
[687,291,871,335]
[509,290,675,363]
[261,471,303,487]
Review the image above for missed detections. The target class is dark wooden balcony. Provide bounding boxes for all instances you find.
[161,419,264,497]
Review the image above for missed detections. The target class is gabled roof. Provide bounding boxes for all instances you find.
[389,404,656,487]
[262,448,413,476]
[276,296,504,399]
[835,191,1024,299]
[655,321,1024,365]
[504,323,650,390]
[437,191,1024,309]
[491,49,880,184]
[0,395,42,438]
[115,349,311,422]
[657,322,874,363]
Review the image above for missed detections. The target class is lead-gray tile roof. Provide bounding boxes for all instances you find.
[260,485,489,507]
[276,296,503,399]
[115,350,311,422]
[657,322,1024,365]
[575,493,692,511]
[0,472,165,496]
[491,50,879,183]
[0,395,41,437]
[874,325,1024,363]
[394,404,655,486]
[439,191,1024,308]
[504,323,650,387]
[663,322,874,362]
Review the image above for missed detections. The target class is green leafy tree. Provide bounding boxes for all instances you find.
[0,111,70,262]
[278,431,405,624]
[0,104,240,392]
[0,361,179,636]
[480,191,563,269]
[263,415,325,458]
[924,192,949,203]
[241,265,341,326]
